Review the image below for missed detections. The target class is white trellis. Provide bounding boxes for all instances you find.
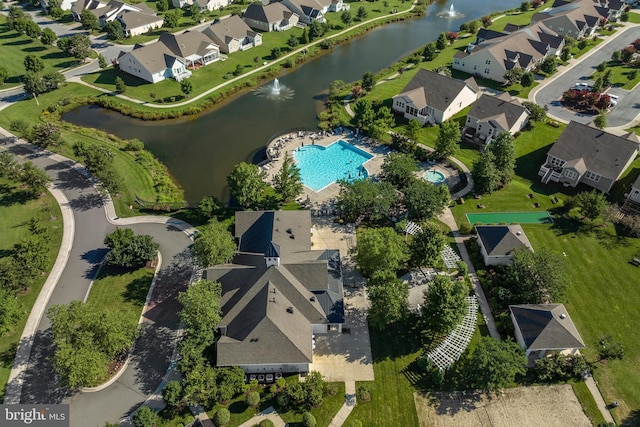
[427,296,478,371]
[441,245,462,270]
[405,221,422,239]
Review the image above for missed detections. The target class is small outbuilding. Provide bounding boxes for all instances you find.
[475,224,533,266]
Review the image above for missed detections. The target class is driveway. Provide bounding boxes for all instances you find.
[534,25,640,128]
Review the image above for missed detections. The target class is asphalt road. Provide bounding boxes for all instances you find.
[534,25,640,128]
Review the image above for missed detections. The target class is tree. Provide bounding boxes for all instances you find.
[189,3,202,22]
[472,150,500,194]
[309,20,327,39]
[367,270,408,329]
[369,106,395,139]
[178,279,222,345]
[436,32,447,50]
[197,196,220,220]
[341,9,352,25]
[423,42,437,61]
[521,71,535,87]
[404,118,423,143]
[58,34,92,61]
[29,122,61,148]
[336,179,398,223]
[409,222,446,268]
[24,71,64,95]
[434,120,460,159]
[164,9,180,28]
[104,20,124,41]
[598,334,624,360]
[40,27,57,46]
[351,227,409,277]
[24,54,45,73]
[115,76,126,94]
[162,380,183,408]
[47,0,64,18]
[98,54,108,69]
[181,78,193,96]
[352,98,375,130]
[191,219,236,268]
[287,33,299,49]
[355,6,368,21]
[104,228,158,268]
[422,275,468,335]
[213,408,230,426]
[611,49,621,62]
[273,151,303,202]
[575,190,607,220]
[594,111,607,129]
[380,152,418,190]
[18,161,50,198]
[271,47,282,59]
[465,337,526,390]
[24,20,42,39]
[133,406,157,427]
[0,287,21,335]
[0,65,8,85]
[520,1,529,12]
[487,132,516,184]
[404,179,450,221]
[80,9,100,30]
[302,26,309,44]
[302,412,317,427]
[505,247,569,303]
[246,391,260,408]
[227,162,266,209]
[156,0,169,11]
[522,101,545,122]
[504,67,524,85]
[445,31,459,44]
[361,71,376,92]
[539,55,557,74]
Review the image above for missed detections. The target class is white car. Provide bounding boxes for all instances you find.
[574,82,592,90]
[608,94,620,106]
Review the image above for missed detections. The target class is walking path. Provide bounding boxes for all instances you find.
[585,376,616,424]
[328,381,357,427]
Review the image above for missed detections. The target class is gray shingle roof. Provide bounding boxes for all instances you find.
[475,225,533,257]
[467,93,528,132]
[244,2,294,24]
[235,210,312,255]
[510,304,585,351]
[203,15,254,45]
[547,121,639,179]
[396,69,478,112]
[159,31,219,59]
[118,10,162,29]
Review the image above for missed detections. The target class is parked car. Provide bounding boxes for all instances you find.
[574,82,592,90]
[609,94,620,106]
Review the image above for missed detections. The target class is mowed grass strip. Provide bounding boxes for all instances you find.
[0,179,63,401]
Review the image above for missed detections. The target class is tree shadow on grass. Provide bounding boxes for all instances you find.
[0,187,30,207]
[622,410,640,427]
[370,314,423,363]
[123,275,152,305]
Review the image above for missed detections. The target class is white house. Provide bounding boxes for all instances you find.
[463,93,530,146]
[280,0,328,23]
[391,69,479,125]
[243,3,300,32]
[171,0,231,12]
[206,211,345,375]
[510,304,585,364]
[627,175,640,205]
[202,15,262,54]
[475,225,533,266]
[117,10,163,37]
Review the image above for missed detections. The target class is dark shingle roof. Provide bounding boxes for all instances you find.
[510,304,585,351]
[467,93,528,132]
[475,225,532,257]
[236,210,312,255]
[547,121,639,179]
[396,69,478,112]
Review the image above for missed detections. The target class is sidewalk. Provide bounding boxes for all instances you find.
[328,381,357,427]
[585,376,616,424]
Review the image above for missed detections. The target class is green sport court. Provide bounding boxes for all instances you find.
[466,211,553,224]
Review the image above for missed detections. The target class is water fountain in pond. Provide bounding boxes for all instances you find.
[254,78,295,100]
[437,3,462,18]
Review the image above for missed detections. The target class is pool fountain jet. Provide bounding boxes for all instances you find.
[255,77,295,101]
[437,3,462,18]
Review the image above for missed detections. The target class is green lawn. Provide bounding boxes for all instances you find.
[590,62,640,90]
[0,16,82,88]
[0,83,184,216]
[0,179,63,401]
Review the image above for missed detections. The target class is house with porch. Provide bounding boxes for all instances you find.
[391,69,479,125]
[280,0,328,23]
[453,20,564,84]
[117,10,163,37]
[243,3,300,32]
[475,225,533,266]
[116,31,220,83]
[627,175,640,204]
[510,304,585,364]
[205,210,345,374]
[463,93,530,146]
[202,15,262,54]
[538,121,639,193]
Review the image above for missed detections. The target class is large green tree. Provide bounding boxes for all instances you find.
[421,275,468,335]
[403,179,450,221]
[380,152,418,190]
[471,150,501,194]
[0,287,22,335]
[104,20,124,41]
[104,228,159,268]
[191,219,236,268]
[336,179,398,224]
[352,98,375,130]
[434,120,460,158]
[41,27,57,46]
[409,222,447,268]
[57,34,92,61]
[24,54,45,73]
[227,162,266,209]
[361,71,376,92]
[351,227,409,277]
[367,270,409,329]
[273,151,303,202]
[487,132,516,185]
[17,161,50,198]
[29,122,61,148]
[133,406,157,427]
[178,279,222,343]
[465,337,526,390]
[575,190,607,220]
[504,247,569,303]
[80,9,100,30]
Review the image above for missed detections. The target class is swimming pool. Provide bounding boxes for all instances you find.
[424,170,445,184]
[293,140,373,191]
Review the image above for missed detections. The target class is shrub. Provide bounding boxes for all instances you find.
[459,222,474,235]
[124,138,144,151]
[259,420,275,427]
[9,119,30,135]
[302,412,317,427]
[598,335,624,360]
[348,420,363,427]
[276,392,289,408]
[356,384,371,402]
[246,391,260,408]
[213,408,231,426]
[325,383,338,396]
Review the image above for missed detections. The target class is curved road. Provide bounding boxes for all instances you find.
[0,135,195,426]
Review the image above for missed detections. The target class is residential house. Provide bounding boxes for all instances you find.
[88,0,156,27]
[463,93,530,145]
[205,211,345,374]
[531,0,611,38]
[626,174,640,205]
[243,3,300,32]
[475,225,533,266]
[70,0,106,20]
[117,31,221,83]
[202,15,262,54]
[391,69,479,125]
[509,304,585,364]
[280,0,328,23]
[117,10,163,37]
[171,0,232,12]
[453,21,564,84]
[538,121,639,193]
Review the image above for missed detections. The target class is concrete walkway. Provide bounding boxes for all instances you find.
[585,376,616,424]
[328,381,356,427]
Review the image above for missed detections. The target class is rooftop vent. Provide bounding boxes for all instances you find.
[286,228,293,234]
[516,231,522,236]
[272,288,277,293]
[286,307,294,314]
[290,234,295,239]
[310,296,316,302]
[560,313,566,319]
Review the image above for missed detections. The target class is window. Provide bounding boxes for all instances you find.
[473,65,477,70]
[550,157,565,167]
[485,59,491,65]
[454,59,459,65]
[633,189,640,195]
[564,169,578,180]
[484,68,490,74]
[585,171,601,182]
